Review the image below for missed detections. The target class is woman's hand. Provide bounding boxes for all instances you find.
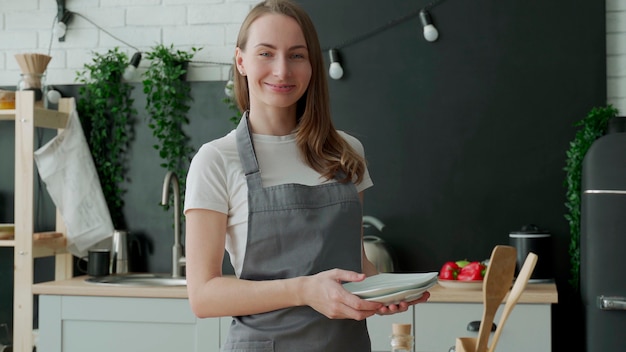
[375,291,431,315]
[299,269,384,321]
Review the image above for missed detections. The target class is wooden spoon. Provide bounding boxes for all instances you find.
[487,252,538,352]
[475,245,517,352]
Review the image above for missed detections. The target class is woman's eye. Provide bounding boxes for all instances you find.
[291,53,306,59]
[259,52,271,57]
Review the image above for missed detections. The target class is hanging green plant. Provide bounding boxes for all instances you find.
[75,47,137,229]
[142,44,200,206]
[223,93,242,126]
[564,105,618,290]
[223,69,242,126]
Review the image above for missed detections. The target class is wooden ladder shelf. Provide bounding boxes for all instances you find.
[0,91,74,352]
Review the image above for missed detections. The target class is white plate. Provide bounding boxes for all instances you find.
[364,280,436,305]
[343,272,438,298]
[437,279,483,290]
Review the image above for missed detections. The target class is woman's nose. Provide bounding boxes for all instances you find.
[273,57,291,78]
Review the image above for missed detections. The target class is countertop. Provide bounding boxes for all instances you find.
[33,275,188,299]
[428,281,558,304]
[33,275,558,304]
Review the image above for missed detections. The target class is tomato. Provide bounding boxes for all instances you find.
[457,261,487,281]
[439,261,460,280]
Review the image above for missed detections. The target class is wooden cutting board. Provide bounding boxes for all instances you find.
[0,225,63,241]
[0,224,14,239]
[33,231,63,240]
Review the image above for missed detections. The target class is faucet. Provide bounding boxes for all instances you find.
[162,171,184,278]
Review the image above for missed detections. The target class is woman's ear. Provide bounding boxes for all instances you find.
[235,48,245,76]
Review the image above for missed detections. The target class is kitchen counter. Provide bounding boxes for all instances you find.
[33,275,188,298]
[33,275,558,303]
[35,276,557,352]
[428,281,558,304]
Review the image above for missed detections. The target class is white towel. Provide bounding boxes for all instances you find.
[34,99,113,257]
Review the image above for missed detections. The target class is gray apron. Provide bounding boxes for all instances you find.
[221,113,371,352]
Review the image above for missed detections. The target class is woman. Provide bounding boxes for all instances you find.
[184,1,430,350]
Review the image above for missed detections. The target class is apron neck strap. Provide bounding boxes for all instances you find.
[236,111,263,191]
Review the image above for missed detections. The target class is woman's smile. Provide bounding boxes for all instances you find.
[265,81,296,93]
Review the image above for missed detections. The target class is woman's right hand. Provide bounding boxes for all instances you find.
[298,269,384,321]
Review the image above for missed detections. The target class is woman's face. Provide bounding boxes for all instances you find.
[236,13,312,112]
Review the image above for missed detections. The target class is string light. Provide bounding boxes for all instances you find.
[46,2,447,88]
[328,49,344,80]
[47,88,62,105]
[122,52,142,81]
[419,10,439,42]
[55,0,72,42]
[322,0,446,79]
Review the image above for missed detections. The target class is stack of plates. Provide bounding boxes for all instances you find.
[343,272,438,305]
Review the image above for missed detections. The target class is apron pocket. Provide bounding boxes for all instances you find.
[222,340,274,352]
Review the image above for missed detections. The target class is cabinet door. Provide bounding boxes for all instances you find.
[367,308,413,351]
[39,295,221,352]
[413,303,551,352]
[220,316,233,347]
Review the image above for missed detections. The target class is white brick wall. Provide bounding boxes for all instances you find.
[1,0,625,115]
[0,0,258,85]
[607,0,626,114]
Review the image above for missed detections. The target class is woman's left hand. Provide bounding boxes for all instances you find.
[375,291,431,315]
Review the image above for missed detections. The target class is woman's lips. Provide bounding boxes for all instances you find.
[266,82,295,93]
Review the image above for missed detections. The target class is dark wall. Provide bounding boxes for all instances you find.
[299,1,605,350]
[0,0,605,350]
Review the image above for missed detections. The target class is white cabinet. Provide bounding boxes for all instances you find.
[37,294,411,352]
[414,302,551,352]
[36,283,555,352]
[38,296,221,352]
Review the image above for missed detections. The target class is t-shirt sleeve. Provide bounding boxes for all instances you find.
[184,143,230,215]
[339,131,374,193]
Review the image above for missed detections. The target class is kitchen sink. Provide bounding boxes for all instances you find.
[85,273,186,286]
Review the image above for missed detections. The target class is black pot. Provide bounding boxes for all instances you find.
[509,224,553,282]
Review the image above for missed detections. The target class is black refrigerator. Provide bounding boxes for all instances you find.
[581,121,626,352]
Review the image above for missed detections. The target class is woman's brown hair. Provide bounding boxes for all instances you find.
[234,0,366,184]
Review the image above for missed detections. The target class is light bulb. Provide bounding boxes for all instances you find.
[47,89,62,104]
[328,49,344,80]
[54,21,67,39]
[123,65,137,81]
[419,9,439,42]
[224,80,234,98]
[122,52,142,81]
[423,24,439,42]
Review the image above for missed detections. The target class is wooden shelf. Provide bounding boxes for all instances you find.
[8,91,74,352]
[0,108,16,116]
[0,240,16,247]
[0,107,68,129]
[0,225,67,255]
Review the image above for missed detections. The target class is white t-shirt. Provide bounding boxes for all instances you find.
[184,128,373,276]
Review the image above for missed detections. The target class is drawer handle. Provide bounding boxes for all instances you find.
[597,296,626,311]
[467,320,497,332]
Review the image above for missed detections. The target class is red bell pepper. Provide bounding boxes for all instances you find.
[439,261,460,280]
[457,261,486,281]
